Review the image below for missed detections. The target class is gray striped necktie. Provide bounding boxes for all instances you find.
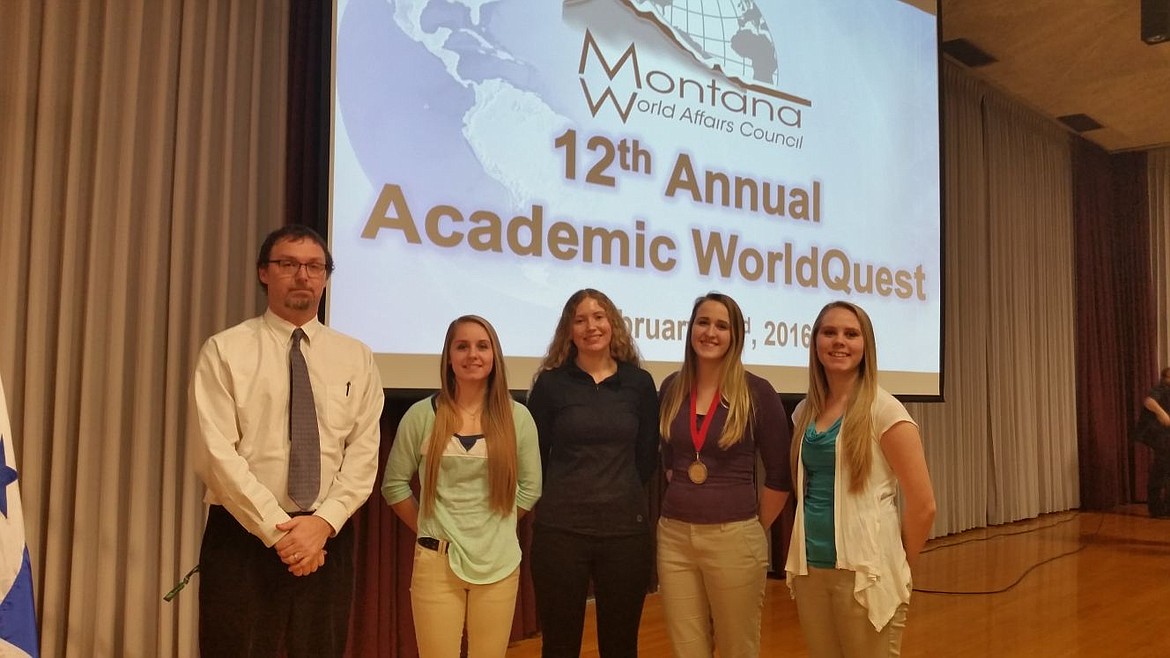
[288,328,320,510]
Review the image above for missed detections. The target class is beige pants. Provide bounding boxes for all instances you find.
[410,545,520,658]
[792,566,908,658]
[657,516,770,658]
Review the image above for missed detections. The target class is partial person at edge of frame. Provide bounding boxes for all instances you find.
[189,224,385,657]
[526,288,660,658]
[656,291,793,658]
[382,315,542,658]
[1135,366,1170,518]
[785,300,937,658]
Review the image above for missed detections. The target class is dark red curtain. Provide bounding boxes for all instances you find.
[285,0,328,229]
[1072,143,1153,509]
[346,398,417,657]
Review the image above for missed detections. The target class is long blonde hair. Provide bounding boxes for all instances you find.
[658,293,753,448]
[535,288,641,374]
[421,315,518,517]
[791,301,879,493]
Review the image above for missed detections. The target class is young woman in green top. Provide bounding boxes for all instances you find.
[383,315,542,658]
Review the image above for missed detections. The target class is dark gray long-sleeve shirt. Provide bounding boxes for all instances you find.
[527,360,659,536]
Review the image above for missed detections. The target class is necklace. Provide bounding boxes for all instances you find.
[455,402,483,418]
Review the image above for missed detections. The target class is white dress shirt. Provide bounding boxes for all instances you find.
[189,310,384,546]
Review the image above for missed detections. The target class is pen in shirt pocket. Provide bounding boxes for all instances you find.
[346,381,351,397]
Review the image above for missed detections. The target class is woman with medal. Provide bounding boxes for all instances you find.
[382,315,543,658]
[527,289,660,658]
[657,292,793,658]
[784,301,935,657]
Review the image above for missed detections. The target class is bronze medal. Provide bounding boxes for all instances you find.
[688,386,720,486]
[688,459,708,484]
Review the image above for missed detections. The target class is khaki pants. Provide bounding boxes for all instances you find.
[792,567,908,658]
[656,516,769,658]
[410,545,520,658]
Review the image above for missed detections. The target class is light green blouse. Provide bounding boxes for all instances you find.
[382,397,542,584]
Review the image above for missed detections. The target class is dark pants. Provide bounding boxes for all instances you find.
[198,505,355,658]
[1148,440,1170,517]
[530,525,651,658]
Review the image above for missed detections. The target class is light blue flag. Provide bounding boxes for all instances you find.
[0,375,39,658]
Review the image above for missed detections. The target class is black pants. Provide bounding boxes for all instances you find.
[198,505,355,658]
[530,525,651,658]
[1148,441,1170,517]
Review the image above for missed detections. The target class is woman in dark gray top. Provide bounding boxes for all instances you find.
[527,288,659,658]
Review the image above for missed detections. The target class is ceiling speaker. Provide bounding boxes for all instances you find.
[1142,0,1170,44]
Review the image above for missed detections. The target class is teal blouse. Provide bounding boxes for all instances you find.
[802,417,842,568]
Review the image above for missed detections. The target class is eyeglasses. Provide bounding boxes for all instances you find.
[265,259,328,278]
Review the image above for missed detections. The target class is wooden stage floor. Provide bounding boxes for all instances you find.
[506,506,1170,657]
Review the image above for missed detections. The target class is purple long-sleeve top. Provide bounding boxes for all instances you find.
[660,371,792,524]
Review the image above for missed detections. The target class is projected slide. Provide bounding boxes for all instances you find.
[329,0,941,394]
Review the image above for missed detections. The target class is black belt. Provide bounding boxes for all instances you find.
[417,537,450,554]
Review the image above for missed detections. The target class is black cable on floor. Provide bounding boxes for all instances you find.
[913,511,1106,595]
[918,510,1082,555]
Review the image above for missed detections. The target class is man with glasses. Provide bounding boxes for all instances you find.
[189,224,384,656]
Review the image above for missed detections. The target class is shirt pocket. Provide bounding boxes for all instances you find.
[322,383,357,435]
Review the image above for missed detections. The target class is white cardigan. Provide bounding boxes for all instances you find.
[784,387,917,631]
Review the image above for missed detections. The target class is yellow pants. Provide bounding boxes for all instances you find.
[409,545,520,658]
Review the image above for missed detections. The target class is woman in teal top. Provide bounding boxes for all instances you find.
[784,301,936,658]
[383,315,542,658]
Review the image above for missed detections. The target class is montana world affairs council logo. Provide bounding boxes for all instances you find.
[574,0,812,130]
